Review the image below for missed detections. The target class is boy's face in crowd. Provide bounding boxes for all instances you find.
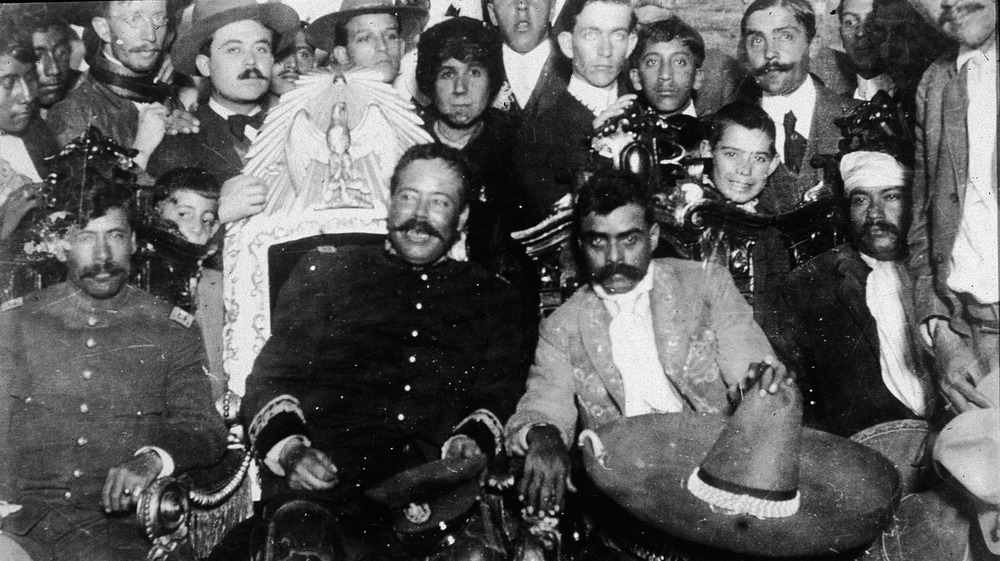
[710,123,779,204]
[335,14,403,84]
[560,1,637,88]
[629,38,702,114]
[157,189,221,246]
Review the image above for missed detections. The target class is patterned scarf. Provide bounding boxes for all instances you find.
[89,54,170,104]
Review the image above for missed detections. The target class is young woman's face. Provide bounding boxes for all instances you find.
[158,190,220,245]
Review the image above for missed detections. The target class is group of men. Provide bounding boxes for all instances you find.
[0,0,995,559]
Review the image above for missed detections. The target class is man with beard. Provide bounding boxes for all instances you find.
[813,0,897,101]
[769,150,935,437]
[0,178,226,561]
[47,1,200,170]
[146,0,300,225]
[504,168,784,518]
[737,0,859,213]
[487,0,571,121]
[22,7,83,119]
[907,0,997,415]
[210,144,525,560]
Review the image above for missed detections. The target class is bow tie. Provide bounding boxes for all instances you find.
[227,112,266,142]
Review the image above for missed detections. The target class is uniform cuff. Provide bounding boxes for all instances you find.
[452,409,504,457]
[135,446,174,478]
[264,435,311,476]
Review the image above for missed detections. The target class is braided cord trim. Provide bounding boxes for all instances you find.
[685,468,800,519]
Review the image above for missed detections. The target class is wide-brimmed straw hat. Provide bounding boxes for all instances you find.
[305,0,429,54]
[171,0,301,76]
[579,381,900,557]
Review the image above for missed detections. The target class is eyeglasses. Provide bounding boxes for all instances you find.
[118,12,169,30]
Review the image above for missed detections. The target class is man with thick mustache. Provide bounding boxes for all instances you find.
[769,150,935,437]
[737,0,859,213]
[504,168,785,518]
[147,0,300,226]
[907,0,998,416]
[0,178,226,560]
[47,1,199,170]
[215,144,526,559]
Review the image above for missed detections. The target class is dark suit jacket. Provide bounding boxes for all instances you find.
[504,42,572,123]
[769,244,930,436]
[811,47,857,98]
[146,103,249,182]
[907,51,991,336]
[46,72,140,149]
[740,79,860,213]
[19,116,59,178]
[694,48,747,117]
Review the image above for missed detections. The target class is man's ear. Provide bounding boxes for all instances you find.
[557,31,574,59]
[625,31,638,59]
[91,16,113,45]
[767,154,780,176]
[629,68,643,91]
[486,2,497,26]
[333,46,352,67]
[648,221,660,252]
[692,67,704,92]
[195,54,211,78]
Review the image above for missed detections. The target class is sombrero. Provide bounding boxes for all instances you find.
[579,381,900,557]
[171,0,301,76]
[851,419,937,495]
[305,0,429,54]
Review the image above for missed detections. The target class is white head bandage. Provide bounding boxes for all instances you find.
[839,151,912,195]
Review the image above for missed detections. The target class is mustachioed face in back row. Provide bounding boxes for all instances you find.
[94,0,169,75]
[197,19,275,107]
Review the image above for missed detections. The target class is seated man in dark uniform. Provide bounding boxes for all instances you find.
[0,178,227,561]
[225,144,527,560]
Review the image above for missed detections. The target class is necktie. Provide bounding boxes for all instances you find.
[227,113,266,143]
[783,111,808,174]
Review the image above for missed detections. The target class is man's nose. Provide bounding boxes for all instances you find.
[93,238,112,262]
[867,199,885,219]
[764,38,779,60]
[598,35,612,57]
[453,74,469,95]
[39,52,60,77]
[659,62,674,83]
[606,241,623,263]
[373,33,388,53]
[137,17,157,43]
[736,157,753,175]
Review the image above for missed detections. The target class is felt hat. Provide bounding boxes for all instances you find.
[851,419,937,495]
[171,0,301,76]
[305,0,429,54]
[579,381,900,557]
[366,455,485,546]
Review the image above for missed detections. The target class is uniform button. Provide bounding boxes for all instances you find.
[397,413,405,421]
[76,437,88,446]
[404,384,411,392]
[24,397,31,404]
[82,370,93,380]
[87,316,98,327]
[73,469,83,478]
[411,330,418,338]
[420,274,428,282]
[85,338,96,348]
[136,410,143,416]
[408,355,416,363]
[80,404,89,414]
[64,491,72,500]
[415,302,423,310]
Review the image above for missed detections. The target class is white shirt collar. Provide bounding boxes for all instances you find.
[681,99,697,118]
[568,75,619,116]
[956,34,998,71]
[503,40,552,109]
[208,97,262,120]
[760,76,816,161]
[592,261,655,308]
[854,73,896,101]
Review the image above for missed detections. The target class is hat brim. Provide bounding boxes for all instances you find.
[850,419,936,495]
[305,7,428,54]
[583,413,900,557]
[172,3,301,76]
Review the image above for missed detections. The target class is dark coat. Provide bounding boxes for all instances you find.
[907,51,991,337]
[19,116,59,178]
[694,48,747,117]
[768,244,930,436]
[0,282,226,532]
[46,72,140,149]
[244,245,527,503]
[146,103,249,182]
[811,47,857,98]
[501,42,572,123]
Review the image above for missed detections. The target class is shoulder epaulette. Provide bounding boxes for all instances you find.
[169,306,194,328]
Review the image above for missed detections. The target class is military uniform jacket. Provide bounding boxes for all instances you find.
[0,283,227,515]
[244,245,527,503]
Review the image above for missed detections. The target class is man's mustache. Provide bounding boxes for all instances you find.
[754,61,795,76]
[393,218,445,240]
[591,262,646,282]
[861,218,901,238]
[78,262,129,280]
[238,68,267,80]
[940,2,985,25]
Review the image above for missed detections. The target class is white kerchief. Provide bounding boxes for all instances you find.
[567,75,619,116]
[948,39,999,304]
[503,41,551,110]
[760,76,816,163]
[593,263,684,415]
[0,135,41,208]
[860,253,931,417]
[853,73,896,101]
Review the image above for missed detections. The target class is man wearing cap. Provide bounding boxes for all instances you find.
[46,1,200,170]
[907,0,998,416]
[0,176,226,561]
[305,0,429,86]
[505,168,785,517]
[737,0,859,213]
[146,0,300,226]
[769,150,935,437]
[486,0,571,121]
